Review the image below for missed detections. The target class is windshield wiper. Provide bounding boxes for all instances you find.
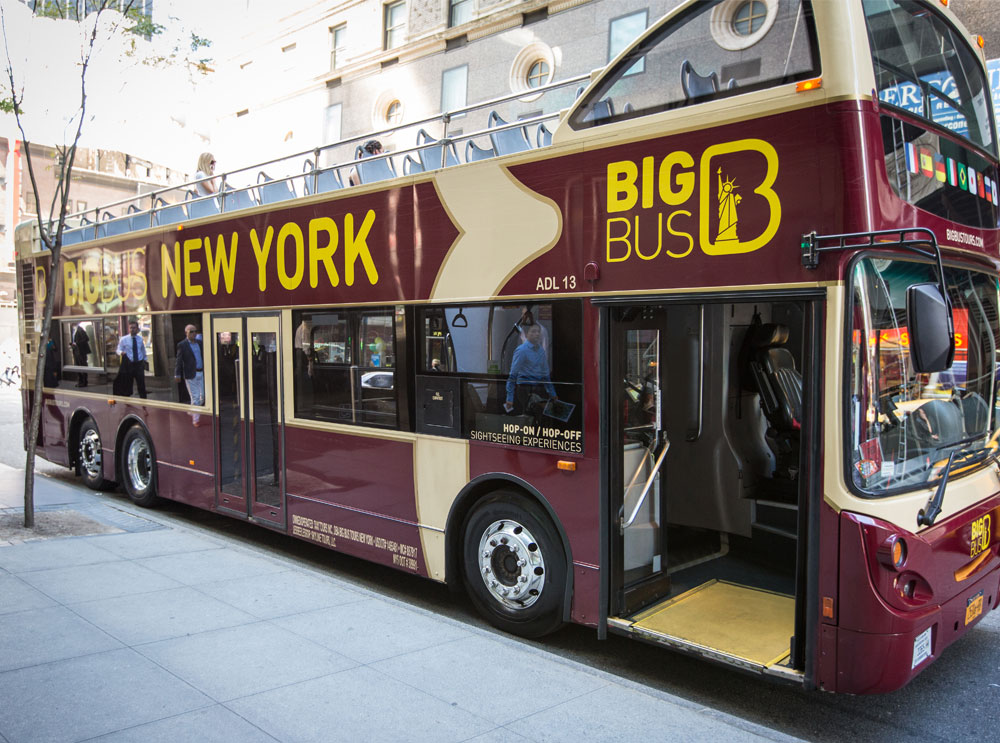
[917,430,1000,527]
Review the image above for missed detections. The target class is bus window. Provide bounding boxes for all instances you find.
[848,258,1000,495]
[417,301,584,451]
[569,0,819,129]
[292,308,398,429]
[865,0,997,156]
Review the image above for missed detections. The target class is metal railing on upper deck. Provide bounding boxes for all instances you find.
[38,73,590,250]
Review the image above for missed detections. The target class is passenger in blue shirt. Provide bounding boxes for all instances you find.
[505,324,556,414]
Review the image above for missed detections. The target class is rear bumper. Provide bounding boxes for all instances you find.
[834,564,999,694]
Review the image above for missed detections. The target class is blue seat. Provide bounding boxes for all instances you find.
[403,155,423,175]
[681,59,719,98]
[465,140,496,162]
[63,220,94,245]
[488,111,531,155]
[221,188,257,211]
[257,172,297,203]
[302,159,343,195]
[99,211,131,238]
[127,204,152,232]
[186,190,220,219]
[536,122,552,147]
[354,146,397,185]
[416,129,459,171]
[577,85,616,123]
[153,198,187,226]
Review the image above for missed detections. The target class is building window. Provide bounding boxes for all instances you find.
[526,60,550,89]
[733,0,767,35]
[449,0,473,27]
[324,103,342,145]
[441,64,468,114]
[709,0,778,51]
[329,24,346,70]
[384,1,406,50]
[609,10,647,75]
[385,100,403,125]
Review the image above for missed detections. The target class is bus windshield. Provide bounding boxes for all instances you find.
[865,0,997,156]
[849,257,1000,496]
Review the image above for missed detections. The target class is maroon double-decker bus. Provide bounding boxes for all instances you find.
[16,0,1000,693]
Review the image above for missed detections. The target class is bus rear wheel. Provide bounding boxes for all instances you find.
[121,426,158,507]
[462,491,566,638]
[77,419,107,490]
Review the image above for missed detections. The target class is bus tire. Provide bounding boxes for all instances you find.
[77,418,108,491]
[121,426,158,507]
[462,491,566,639]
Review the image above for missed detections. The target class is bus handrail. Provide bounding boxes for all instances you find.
[36,72,591,244]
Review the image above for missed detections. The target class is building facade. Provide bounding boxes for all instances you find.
[213,0,1000,172]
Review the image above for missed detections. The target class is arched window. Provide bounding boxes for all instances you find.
[733,0,767,36]
[527,60,550,89]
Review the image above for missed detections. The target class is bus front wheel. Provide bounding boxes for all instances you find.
[77,419,107,490]
[462,491,566,638]
[121,426,158,507]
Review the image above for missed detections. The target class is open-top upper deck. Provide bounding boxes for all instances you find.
[15,0,998,313]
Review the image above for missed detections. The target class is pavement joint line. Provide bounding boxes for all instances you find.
[11,470,804,741]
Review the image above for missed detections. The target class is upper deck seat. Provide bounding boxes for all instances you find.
[536,122,552,147]
[63,218,94,246]
[221,187,258,211]
[186,190,220,219]
[126,204,152,232]
[99,210,131,238]
[403,155,423,175]
[257,172,297,203]
[153,197,187,226]
[354,146,397,185]
[415,129,459,171]
[576,85,616,123]
[680,59,721,98]
[465,140,496,162]
[302,159,344,195]
[488,111,531,155]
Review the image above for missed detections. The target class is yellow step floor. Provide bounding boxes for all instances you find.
[629,579,794,667]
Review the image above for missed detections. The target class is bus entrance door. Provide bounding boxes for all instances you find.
[612,307,671,615]
[212,315,285,527]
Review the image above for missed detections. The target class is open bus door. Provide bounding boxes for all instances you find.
[212,314,286,527]
[605,299,817,682]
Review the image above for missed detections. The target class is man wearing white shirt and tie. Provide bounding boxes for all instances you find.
[116,320,147,399]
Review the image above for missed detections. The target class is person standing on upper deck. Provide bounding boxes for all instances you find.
[116,320,147,399]
[195,153,218,196]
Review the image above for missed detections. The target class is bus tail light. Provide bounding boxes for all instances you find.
[877,535,907,570]
[795,78,822,93]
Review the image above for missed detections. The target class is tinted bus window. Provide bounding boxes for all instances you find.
[570,0,819,129]
[292,308,398,428]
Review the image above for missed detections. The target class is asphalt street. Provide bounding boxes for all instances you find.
[2,387,999,741]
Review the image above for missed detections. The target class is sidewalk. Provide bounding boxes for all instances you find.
[0,465,800,743]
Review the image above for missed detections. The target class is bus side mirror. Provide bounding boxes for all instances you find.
[907,283,955,373]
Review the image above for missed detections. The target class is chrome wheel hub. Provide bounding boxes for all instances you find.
[477,519,545,610]
[126,437,151,492]
[79,429,101,480]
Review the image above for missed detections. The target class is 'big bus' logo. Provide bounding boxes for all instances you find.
[604,138,781,262]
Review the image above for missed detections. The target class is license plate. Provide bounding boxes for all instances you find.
[965,591,984,625]
[912,626,932,669]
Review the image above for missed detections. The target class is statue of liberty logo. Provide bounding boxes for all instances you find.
[716,168,741,243]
